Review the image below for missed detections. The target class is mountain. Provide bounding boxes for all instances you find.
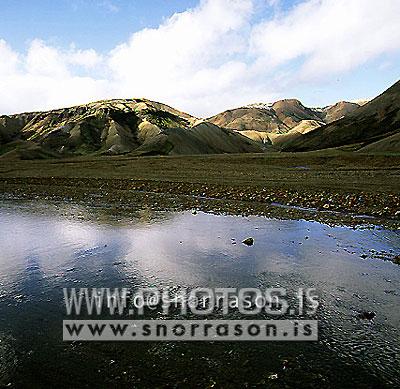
[269,120,324,147]
[207,98,361,146]
[134,122,263,155]
[208,99,323,133]
[281,80,400,152]
[321,101,361,124]
[1,81,398,159]
[0,99,263,159]
[207,106,288,133]
[270,99,323,128]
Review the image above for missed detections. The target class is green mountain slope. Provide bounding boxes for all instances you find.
[0,99,264,159]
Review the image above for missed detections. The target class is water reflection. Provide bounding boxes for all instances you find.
[0,199,399,387]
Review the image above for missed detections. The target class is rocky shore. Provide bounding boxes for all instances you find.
[0,176,399,229]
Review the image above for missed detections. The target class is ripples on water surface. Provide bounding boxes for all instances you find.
[0,199,399,388]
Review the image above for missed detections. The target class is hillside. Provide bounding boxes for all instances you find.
[0,99,264,159]
[281,81,400,152]
[207,98,361,146]
[322,101,361,123]
[1,81,398,158]
[207,107,288,133]
[270,99,322,128]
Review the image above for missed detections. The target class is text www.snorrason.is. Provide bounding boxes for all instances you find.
[63,319,318,341]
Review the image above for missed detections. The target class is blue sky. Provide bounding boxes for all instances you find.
[0,0,198,52]
[0,0,399,116]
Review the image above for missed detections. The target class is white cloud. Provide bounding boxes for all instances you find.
[67,46,103,69]
[0,39,20,76]
[250,0,400,80]
[108,0,257,115]
[0,39,109,114]
[0,0,399,117]
[26,39,69,77]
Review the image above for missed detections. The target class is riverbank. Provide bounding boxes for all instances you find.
[0,151,399,227]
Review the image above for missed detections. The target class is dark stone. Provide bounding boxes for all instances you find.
[242,237,254,246]
[358,311,376,320]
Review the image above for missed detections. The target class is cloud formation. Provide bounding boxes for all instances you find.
[250,0,400,79]
[0,0,399,117]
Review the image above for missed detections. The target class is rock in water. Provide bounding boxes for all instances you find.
[358,311,376,320]
[242,237,254,246]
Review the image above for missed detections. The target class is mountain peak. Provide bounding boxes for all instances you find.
[272,98,305,108]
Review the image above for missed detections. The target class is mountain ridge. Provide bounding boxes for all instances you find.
[281,80,400,152]
[0,98,264,159]
[206,98,363,145]
[0,80,399,158]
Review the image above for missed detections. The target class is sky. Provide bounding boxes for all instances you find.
[0,0,399,117]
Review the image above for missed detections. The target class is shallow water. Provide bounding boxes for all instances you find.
[0,200,399,388]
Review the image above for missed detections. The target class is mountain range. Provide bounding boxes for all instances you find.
[281,81,400,152]
[207,99,365,147]
[0,80,399,159]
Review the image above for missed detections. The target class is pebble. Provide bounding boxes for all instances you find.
[242,237,254,246]
[358,311,376,320]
